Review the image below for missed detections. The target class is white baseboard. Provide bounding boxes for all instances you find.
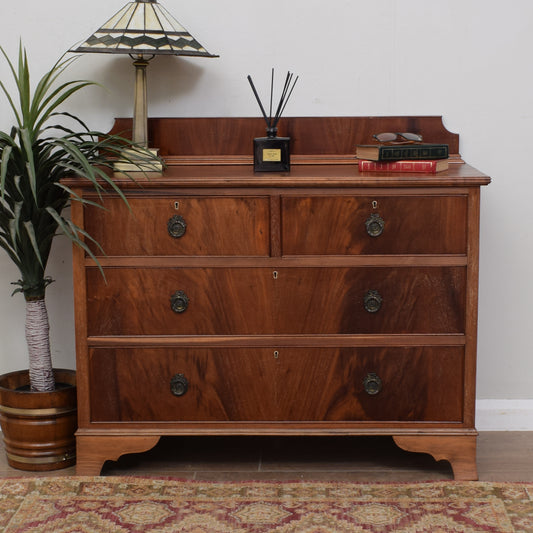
[476,399,533,431]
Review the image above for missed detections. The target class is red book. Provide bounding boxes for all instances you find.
[358,159,449,173]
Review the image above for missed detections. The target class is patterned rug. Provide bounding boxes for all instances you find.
[0,477,532,532]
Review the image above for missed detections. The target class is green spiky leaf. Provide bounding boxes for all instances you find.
[0,42,162,300]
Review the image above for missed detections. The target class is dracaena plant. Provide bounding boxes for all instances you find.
[0,44,160,392]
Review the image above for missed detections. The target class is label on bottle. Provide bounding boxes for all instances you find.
[263,148,281,162]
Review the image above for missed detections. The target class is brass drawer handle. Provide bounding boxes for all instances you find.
[170,290,189,313]
[365,213,385,237]
[363,373,382,395]
[363,290,382,313]
[167,215,187,238]
[170,374,189,396]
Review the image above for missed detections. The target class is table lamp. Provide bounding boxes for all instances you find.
[70,0,218,170]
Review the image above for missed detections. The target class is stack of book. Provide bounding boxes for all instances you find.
[356,143,449,173]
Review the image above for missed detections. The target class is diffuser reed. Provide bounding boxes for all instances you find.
[247,70,299,137]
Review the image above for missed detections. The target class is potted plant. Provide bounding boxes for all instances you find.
[0,44,159,470]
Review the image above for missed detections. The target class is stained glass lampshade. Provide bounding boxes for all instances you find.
[70,0,218,166]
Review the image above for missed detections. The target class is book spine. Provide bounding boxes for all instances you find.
[378,145,448,161]
[359,160,441,173]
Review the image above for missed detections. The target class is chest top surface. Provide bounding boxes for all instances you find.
[66,116,490,191]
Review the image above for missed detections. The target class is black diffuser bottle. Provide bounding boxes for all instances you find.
[253,126,290,172]
[248,70,298,172]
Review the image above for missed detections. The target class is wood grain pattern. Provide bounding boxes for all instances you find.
[109,116,461,157]
[275,347,464,423]
[393,435,478,481]
[89,348,278,422]
[274,267,466,335]
[86,267,276,336]
[83,195,270,257]
[88,347,464,423]
[76,435,160,477]
[69,117,489,479]
[281,194,467,255]
[85,266,465,336]
[63,162,490,191]
[0,370,77,471]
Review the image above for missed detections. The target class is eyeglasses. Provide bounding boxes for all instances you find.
[372,132,423,144]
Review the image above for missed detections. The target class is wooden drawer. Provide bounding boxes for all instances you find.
[89,347,278,422]
[88,346,464,423]
[281,195,467,255]
[275,267,466,334]
[86,266,465,336]
[83,195,270,256]
[86,267,275,336]
[277,346,464,422]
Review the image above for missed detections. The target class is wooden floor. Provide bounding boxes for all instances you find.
[0,432,532,481]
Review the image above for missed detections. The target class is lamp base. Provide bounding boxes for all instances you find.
[113,148,163,173]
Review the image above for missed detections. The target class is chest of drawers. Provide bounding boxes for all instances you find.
[70,117,490,478]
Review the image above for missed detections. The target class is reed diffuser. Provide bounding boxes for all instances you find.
[247,69,298,172]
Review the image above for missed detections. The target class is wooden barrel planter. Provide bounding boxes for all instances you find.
[0,369,76,471]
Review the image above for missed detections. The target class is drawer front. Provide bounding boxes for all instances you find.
[86,267,276,336]
[89,347,278,422]
[83,196,270,256]
[277,346,464,422]
[86,266,465,335]
[89,346,464,423]
[275,267,466,334]
[281,195,467,255]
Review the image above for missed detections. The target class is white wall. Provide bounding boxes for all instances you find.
[0,1,531,405]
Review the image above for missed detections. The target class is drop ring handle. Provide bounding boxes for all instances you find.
[365,213,385,237]
[168,215,187,238]
[363,373,382,395]
[170,290,189,313]
[170,374,189,396]
[363,290,382,313]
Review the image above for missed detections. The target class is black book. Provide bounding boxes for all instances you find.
[356,143,449,162]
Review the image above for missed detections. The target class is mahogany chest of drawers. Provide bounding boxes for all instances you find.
[70,117,490,478]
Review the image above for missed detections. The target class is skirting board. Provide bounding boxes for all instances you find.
[476,400,533,431]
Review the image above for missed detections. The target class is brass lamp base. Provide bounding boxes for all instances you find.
[113,148,163,173]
